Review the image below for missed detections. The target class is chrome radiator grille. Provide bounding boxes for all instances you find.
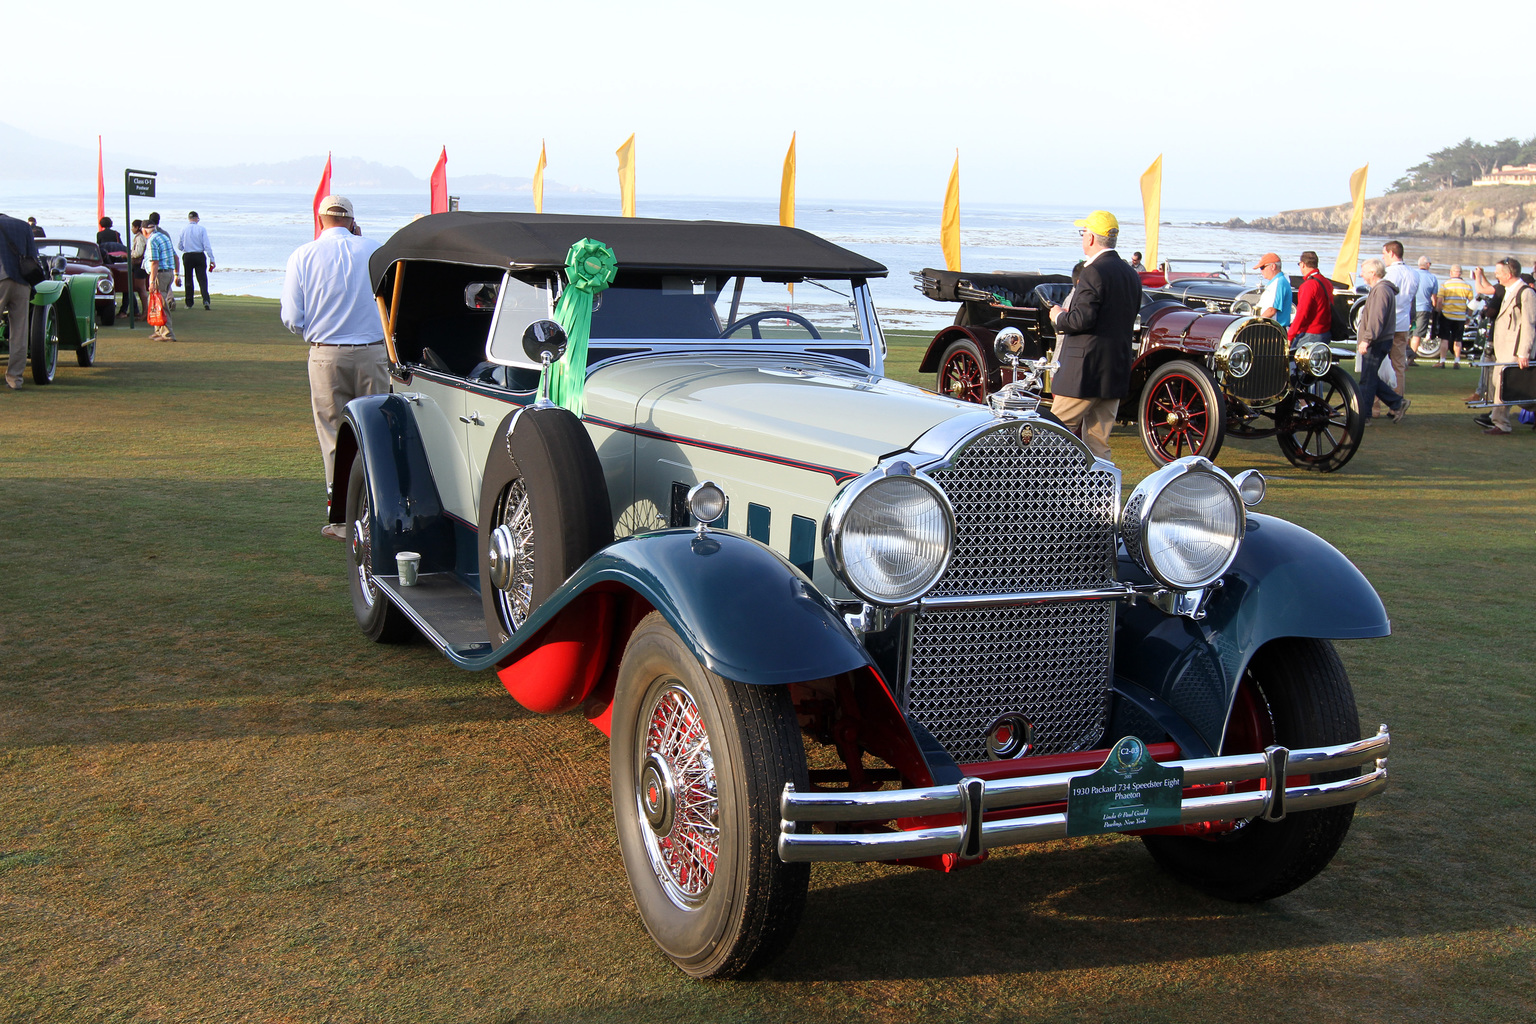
[908,423,1118,764]
[1225,320,1291,406]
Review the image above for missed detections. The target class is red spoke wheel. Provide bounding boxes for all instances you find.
[1140,637,1363,902]
[1138,359,1225,466]
[936,338,989,405]
[610,612,809,978]
[1276,366,1364,472]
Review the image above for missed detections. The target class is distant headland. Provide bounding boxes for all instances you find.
[1225,184,1536,241]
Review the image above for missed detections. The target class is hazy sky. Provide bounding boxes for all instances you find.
[11,0,1532,212]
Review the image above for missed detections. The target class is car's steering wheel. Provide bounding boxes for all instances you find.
[721,310,822,340]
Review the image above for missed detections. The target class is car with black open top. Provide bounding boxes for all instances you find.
[336,210,1393,978]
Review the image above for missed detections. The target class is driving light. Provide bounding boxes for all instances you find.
[95,274,114,294]
[687,481,727,525]
[824,465,954,605]
[1121,457,1245,590]
[1232,469,1266,506]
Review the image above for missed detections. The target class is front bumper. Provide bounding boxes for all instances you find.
[779,725,1390,863]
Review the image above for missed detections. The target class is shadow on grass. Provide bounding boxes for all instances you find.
[765,837,1425,983]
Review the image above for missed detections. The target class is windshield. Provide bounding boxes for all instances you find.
[590,274,866,343]
[486,269,880,372]
[36,242,99,262]
[1163,259,1252,284]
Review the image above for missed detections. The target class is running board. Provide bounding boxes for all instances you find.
[373,573,495,656]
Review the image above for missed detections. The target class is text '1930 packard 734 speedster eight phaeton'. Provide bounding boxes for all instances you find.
[337,213,1392,978]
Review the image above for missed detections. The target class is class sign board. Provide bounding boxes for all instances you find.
[126,171,156,198]
[1066,735,1185,836]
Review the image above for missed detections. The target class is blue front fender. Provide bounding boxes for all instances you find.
[452,529,873,688]
[1114,511,1389,753]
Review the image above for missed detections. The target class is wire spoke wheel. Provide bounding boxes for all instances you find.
[611,613,808,978]
[344,451,414,644]
[493,478,535,631]
[1277,366,1364,472]
[937,339,988,404]
[638,682,720,907]
[1139,360,1224,465]
[1140,637,1362,902]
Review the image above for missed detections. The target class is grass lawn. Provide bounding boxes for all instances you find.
[1,301,1533,1023]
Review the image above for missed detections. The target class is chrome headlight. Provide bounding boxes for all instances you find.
[1213,338,1253,377]
[823,463,954,606]
[95,273,114,294]
[1295,340,1331,377]
[1120,457,1245,590]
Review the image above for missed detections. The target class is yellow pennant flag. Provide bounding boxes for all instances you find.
[781,132,797,300]
[1331,164,1369,287]
[780,132,796,228]
[941,150,960,272]
[616,134,636,218]
[1140,154,1163,270]
[533,140,547,214]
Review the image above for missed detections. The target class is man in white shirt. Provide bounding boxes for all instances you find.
[281,195,388,539]
[177,212,215,309]
[1380,240,1417,416]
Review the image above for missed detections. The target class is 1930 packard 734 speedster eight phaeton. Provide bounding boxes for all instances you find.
[337,212,1391,978]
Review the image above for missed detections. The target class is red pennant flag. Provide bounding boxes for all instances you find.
[312,153,333,239]
[96,136,105,223]
[429,147,448,214]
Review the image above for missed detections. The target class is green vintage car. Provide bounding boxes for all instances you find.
[337,212,1393,979]
[0,253,100,383]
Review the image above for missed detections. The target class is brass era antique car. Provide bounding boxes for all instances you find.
[915,266,1367,472]
[338,213,1392,977]
[0,253,100,384]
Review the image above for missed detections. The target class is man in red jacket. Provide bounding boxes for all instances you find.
[1289,251,1333,350]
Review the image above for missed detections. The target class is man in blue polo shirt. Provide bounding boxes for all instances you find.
[1255,252,1293,327]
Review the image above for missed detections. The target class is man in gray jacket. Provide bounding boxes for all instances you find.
[1355,258,1410,423]
[0,212,39,390]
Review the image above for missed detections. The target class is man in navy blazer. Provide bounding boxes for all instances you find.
[1047,210,1142,459]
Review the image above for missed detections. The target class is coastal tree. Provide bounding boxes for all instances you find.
[1389,136,1536,191]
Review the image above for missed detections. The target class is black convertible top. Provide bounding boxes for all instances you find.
[368,211,887,291]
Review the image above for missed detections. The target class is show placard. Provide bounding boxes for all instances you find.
[126,171,156,198]
[1066,736,1184,837]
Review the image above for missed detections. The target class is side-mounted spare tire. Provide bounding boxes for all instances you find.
[478,405,613,645]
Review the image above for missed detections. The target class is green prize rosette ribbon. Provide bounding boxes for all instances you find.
[546,238,617,416]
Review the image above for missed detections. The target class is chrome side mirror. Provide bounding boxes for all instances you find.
[523,319,568,407]
[522,319,568,365]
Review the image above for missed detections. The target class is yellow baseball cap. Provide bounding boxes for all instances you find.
[1073,210,1119,236]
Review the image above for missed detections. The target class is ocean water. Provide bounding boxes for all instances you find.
[12,187,1536,331]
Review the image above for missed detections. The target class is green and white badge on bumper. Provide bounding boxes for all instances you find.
[1066,736,1184,837]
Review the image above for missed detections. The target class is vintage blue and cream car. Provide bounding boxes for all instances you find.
[337,212,1392,978]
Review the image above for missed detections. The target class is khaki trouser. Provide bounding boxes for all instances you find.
[308,342,390,489]
[1376,330,1409,417]
[1488,332,1522,432]
[1051,394,1120,459]
[1,278,30,387]
[150,270,176,339]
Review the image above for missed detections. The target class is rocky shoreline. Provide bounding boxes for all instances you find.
[1226,184,1536,241]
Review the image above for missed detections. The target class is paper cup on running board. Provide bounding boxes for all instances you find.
[396,551,421,586]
